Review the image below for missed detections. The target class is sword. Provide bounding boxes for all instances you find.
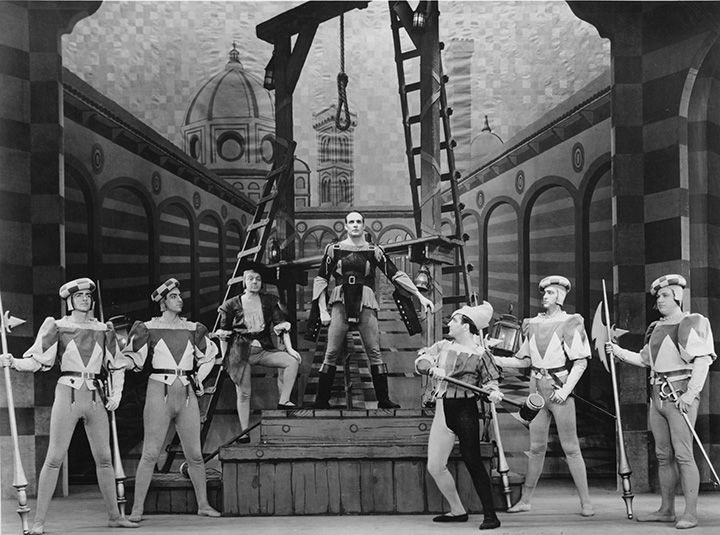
[659,377,720,487]
[602,279,634,519]
[97,280,128,518]
[0,292,31,534]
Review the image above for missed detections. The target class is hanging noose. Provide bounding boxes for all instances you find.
[335,13,351,131]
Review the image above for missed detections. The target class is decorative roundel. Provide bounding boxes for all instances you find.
[217,132,245,162]
[151,172,161,194]
[260,134,275,164]
[296,221,307,233]
[371,220,383,232]
[572,142,585,172]
[333,221,345,233]
[515,170,525,194]
[221,205,228,219]
[241,214,248,226]
[192,192,201,209]
[91,144,104,174]
[476,190,485,209]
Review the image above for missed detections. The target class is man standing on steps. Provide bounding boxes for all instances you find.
[216,262,302,439]
[307,211,434,409]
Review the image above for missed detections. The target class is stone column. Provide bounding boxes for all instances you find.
[0,0,100,498]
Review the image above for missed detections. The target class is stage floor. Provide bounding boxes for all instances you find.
[3,479,719,534]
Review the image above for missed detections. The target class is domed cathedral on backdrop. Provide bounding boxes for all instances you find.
[1,0,719,517]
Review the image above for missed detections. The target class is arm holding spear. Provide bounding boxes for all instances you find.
[0,292,31,534]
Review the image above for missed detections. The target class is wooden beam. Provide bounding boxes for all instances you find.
[287,24,318,95]
[256,1,369,43]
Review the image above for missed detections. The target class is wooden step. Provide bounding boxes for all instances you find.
[260,411,434,445]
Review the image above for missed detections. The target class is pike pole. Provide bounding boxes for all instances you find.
[96,281,127,517]
[0,292,31,534]
[602,279,634,519]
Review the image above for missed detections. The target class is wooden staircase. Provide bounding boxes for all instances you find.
[220,408,521,516]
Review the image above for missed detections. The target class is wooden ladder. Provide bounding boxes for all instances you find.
[160,138,297,472]
[389,1,476,307]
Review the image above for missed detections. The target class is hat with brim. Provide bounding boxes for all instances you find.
[650,274,686,300]
[452,301,494,332]
[151,278,180,302]
[237,260,274,282]
[59,278,95,299]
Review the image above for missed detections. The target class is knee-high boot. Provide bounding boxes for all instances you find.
[371,364,400,409]
[314,364,336,409]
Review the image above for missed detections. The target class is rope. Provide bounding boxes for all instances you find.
[335,13,351,131]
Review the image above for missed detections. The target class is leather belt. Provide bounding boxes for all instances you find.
[60,371,99,380]
[531,365,567,378]
[152,368,193,377]
[650,369,692,385]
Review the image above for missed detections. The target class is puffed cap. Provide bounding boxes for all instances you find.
[59,278,95,299]
[650,274,686,296]
[151,278,180,302]
[538,275,571,293]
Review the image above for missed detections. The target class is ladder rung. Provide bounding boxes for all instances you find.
[441,203,456,214]
[165,443,183,454]
[411,146,421,156]
[266,166,284,180]
[400,49,421,61]
[441,171,462,182]
[246,219,269,232]
[257,191,277,204]
[227,275,244,286]
[404,81,421,93]
[441,265,466,275]
[442,295,468,305]
[237,246,261,260]
[408,114,421,125]
[440,139,457,150]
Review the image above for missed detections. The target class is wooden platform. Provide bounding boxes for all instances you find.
[220,408,523,516]
[125,471,222,515]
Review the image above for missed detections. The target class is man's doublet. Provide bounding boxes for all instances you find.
[517,311,591,369]
[415,339,500,399]
[640,313,716,373]
[124,318,217,386]
[23,316,121,390]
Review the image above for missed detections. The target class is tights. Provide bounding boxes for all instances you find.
[427,398,496,516]
[521,377,590,506]
[34,383,120,525]
[649,390,700,519]
[131,379,210,516]
[323,304,382,366]
[235,347,299,430]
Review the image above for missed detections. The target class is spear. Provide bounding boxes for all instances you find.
[96,281,127,518]
[0,292,31,534]
[602,279,634,519]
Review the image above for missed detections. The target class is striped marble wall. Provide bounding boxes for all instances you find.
[198,214,224,327]
[527,187,577,315]
[158,202,194,318]
[485,203,519,317]
[101,186,153,322]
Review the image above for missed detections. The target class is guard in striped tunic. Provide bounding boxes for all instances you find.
[493,275,594,517]
[122,278,220,522]
[0,278,137,534]
[607,274,715,529]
